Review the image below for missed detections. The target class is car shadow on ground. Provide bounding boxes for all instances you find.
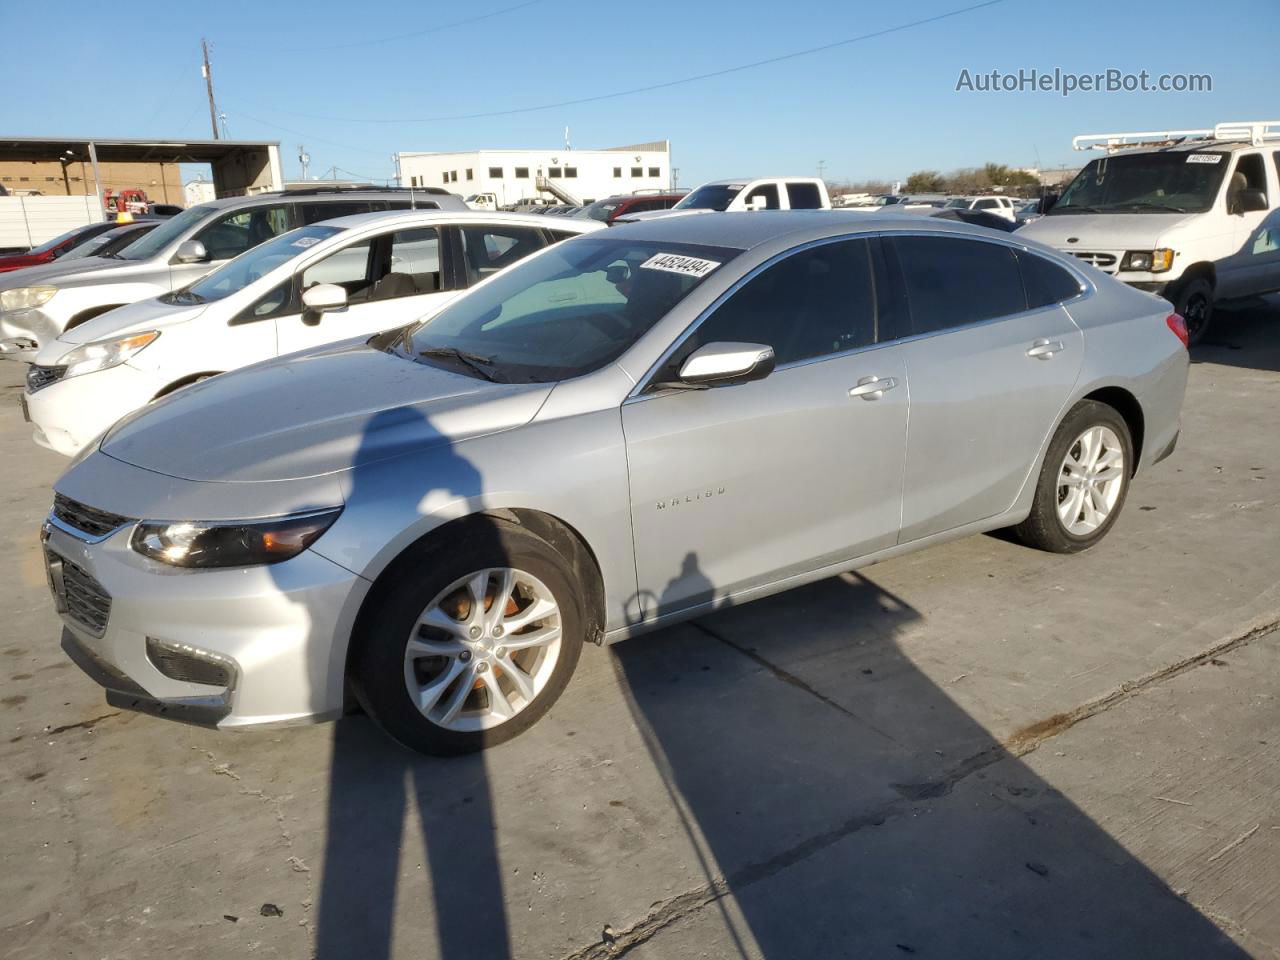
[1193,295,1280,373]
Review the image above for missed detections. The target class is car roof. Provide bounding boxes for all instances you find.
[696,177,821,186]
[309,209,604,232]
[604,210,1016,250]
[190,188,464,211]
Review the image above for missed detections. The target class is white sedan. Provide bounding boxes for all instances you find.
[22,211,602,455]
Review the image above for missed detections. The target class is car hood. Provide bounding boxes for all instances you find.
[100,340,554,483]
[1018,211,1197,249]
[52,296,207,348]
[0,255,125,290]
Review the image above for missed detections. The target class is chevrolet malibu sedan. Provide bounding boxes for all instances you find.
[43,212,1188,754]
[23,211,601,455]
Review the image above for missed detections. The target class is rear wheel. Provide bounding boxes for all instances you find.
[350,523,584,754]
[1011,400,1133,553]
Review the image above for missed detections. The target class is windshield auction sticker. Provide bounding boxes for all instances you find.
[1186,154,1223,164]
[639,253,721,278]
[292,236,323,248]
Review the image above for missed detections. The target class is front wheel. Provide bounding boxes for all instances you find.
[1011,400,1133,553]
[350,522,584,754]
[1168,276,1213,346]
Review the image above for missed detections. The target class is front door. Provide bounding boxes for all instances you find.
[1218,152,1275,300]
[622,237,909,620]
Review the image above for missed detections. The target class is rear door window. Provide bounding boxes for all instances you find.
[887,235,1026,335]
[375,227,443,299]
[786,182,824,209]
[298,201,377,224]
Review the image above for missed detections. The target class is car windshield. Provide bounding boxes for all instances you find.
[170,225,344,305]
[673,184,743,211]
[61,227,141,261]
[945,198,971,208]
[578,200,621,221]
[1051,152,1229,215]
[116,203,221,260]
[25,224,96,255]
[393,238,741,383]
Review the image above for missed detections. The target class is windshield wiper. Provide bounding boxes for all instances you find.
[419,346,499,382]
[1049,204,1103,214]
[160,289,206,306]
[1120,202,1188,213]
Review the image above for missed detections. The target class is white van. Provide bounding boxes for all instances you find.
[1019,120,1280,343]
[22,211,601,455]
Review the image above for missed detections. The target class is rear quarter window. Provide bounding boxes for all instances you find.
[1018,251,1083,308]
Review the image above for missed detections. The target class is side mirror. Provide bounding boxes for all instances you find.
[1232,188,1268,214]
[677,342,775,388]
[174,239,209,264]
[301,284,347,325]
[1040,193,1059,214]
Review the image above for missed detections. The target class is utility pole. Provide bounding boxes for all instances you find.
[202,38,219,140]
[817,159,827,181]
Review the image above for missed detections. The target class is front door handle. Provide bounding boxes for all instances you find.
[849,376,898,400]
[1027,339,1065,359]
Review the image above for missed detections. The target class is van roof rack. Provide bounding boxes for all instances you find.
[1073,120,1280,152]
[263,185,454,197]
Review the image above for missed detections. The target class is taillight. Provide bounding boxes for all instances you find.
[1166,313,1188,348]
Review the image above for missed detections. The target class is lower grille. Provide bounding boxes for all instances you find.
[26,364,66,393]
[146,638,234,687]
[58,556,112,637]
[53,493,132,540]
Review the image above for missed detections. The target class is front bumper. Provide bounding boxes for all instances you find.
[43,517,369,728]
[25,361,158,456]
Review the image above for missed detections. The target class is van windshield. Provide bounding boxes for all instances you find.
[116,204,220,260]
[1051,152,1229,215]
[394,237,741,383]
[673,184,743,211]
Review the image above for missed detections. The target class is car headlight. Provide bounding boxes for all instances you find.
[1120,249,1174,273]
[130,508,343,568]
[61,331,159,379]
[0,286,58,311]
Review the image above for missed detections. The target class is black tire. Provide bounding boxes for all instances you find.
[349,520,584,755]
[1011,400,1134,554]
[1168,276,1213,346]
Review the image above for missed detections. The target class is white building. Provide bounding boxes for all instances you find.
[184,179,217,205]
[396,141,671,207]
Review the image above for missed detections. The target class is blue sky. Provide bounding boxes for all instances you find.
[2,0,1275,187]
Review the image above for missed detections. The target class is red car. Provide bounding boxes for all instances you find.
[576,193,686,225]
[0,221,123,274]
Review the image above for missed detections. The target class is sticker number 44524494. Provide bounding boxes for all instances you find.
[639,253,721,278]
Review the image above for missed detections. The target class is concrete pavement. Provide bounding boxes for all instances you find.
[1,301,1277,959]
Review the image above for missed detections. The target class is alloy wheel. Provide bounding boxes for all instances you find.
[403,567,562,733]
[1056,425,1125,536]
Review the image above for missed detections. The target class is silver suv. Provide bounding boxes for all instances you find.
[0,187,465,359]
[43,212,1187,754]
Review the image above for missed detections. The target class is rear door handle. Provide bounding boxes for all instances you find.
[1027,339,1064,359]
[849,376,898,400]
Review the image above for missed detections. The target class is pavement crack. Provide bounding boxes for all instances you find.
[44,711,120,736]
[564,619,1280,958]
[690,621,900,744]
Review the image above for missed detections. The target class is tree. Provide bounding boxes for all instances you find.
[904,170,945,193]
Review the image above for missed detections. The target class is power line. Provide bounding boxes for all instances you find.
[259,0,1008,124]
[221,0,544,53]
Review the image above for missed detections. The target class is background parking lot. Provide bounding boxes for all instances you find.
[1,301,1278,959]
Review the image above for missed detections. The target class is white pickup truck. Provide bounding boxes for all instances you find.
[1019,120,1280,344]
[616,177,831,222]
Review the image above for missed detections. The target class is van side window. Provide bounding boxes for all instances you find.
[887,236,1025,335]
[684,238,877,366]
[1018,251,1083,308]
[1229,154,1268,210]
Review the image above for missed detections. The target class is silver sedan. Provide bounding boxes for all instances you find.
[42,212,1188,753]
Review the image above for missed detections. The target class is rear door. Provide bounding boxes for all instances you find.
[884,233,1083,542]
[622,237,908,618]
